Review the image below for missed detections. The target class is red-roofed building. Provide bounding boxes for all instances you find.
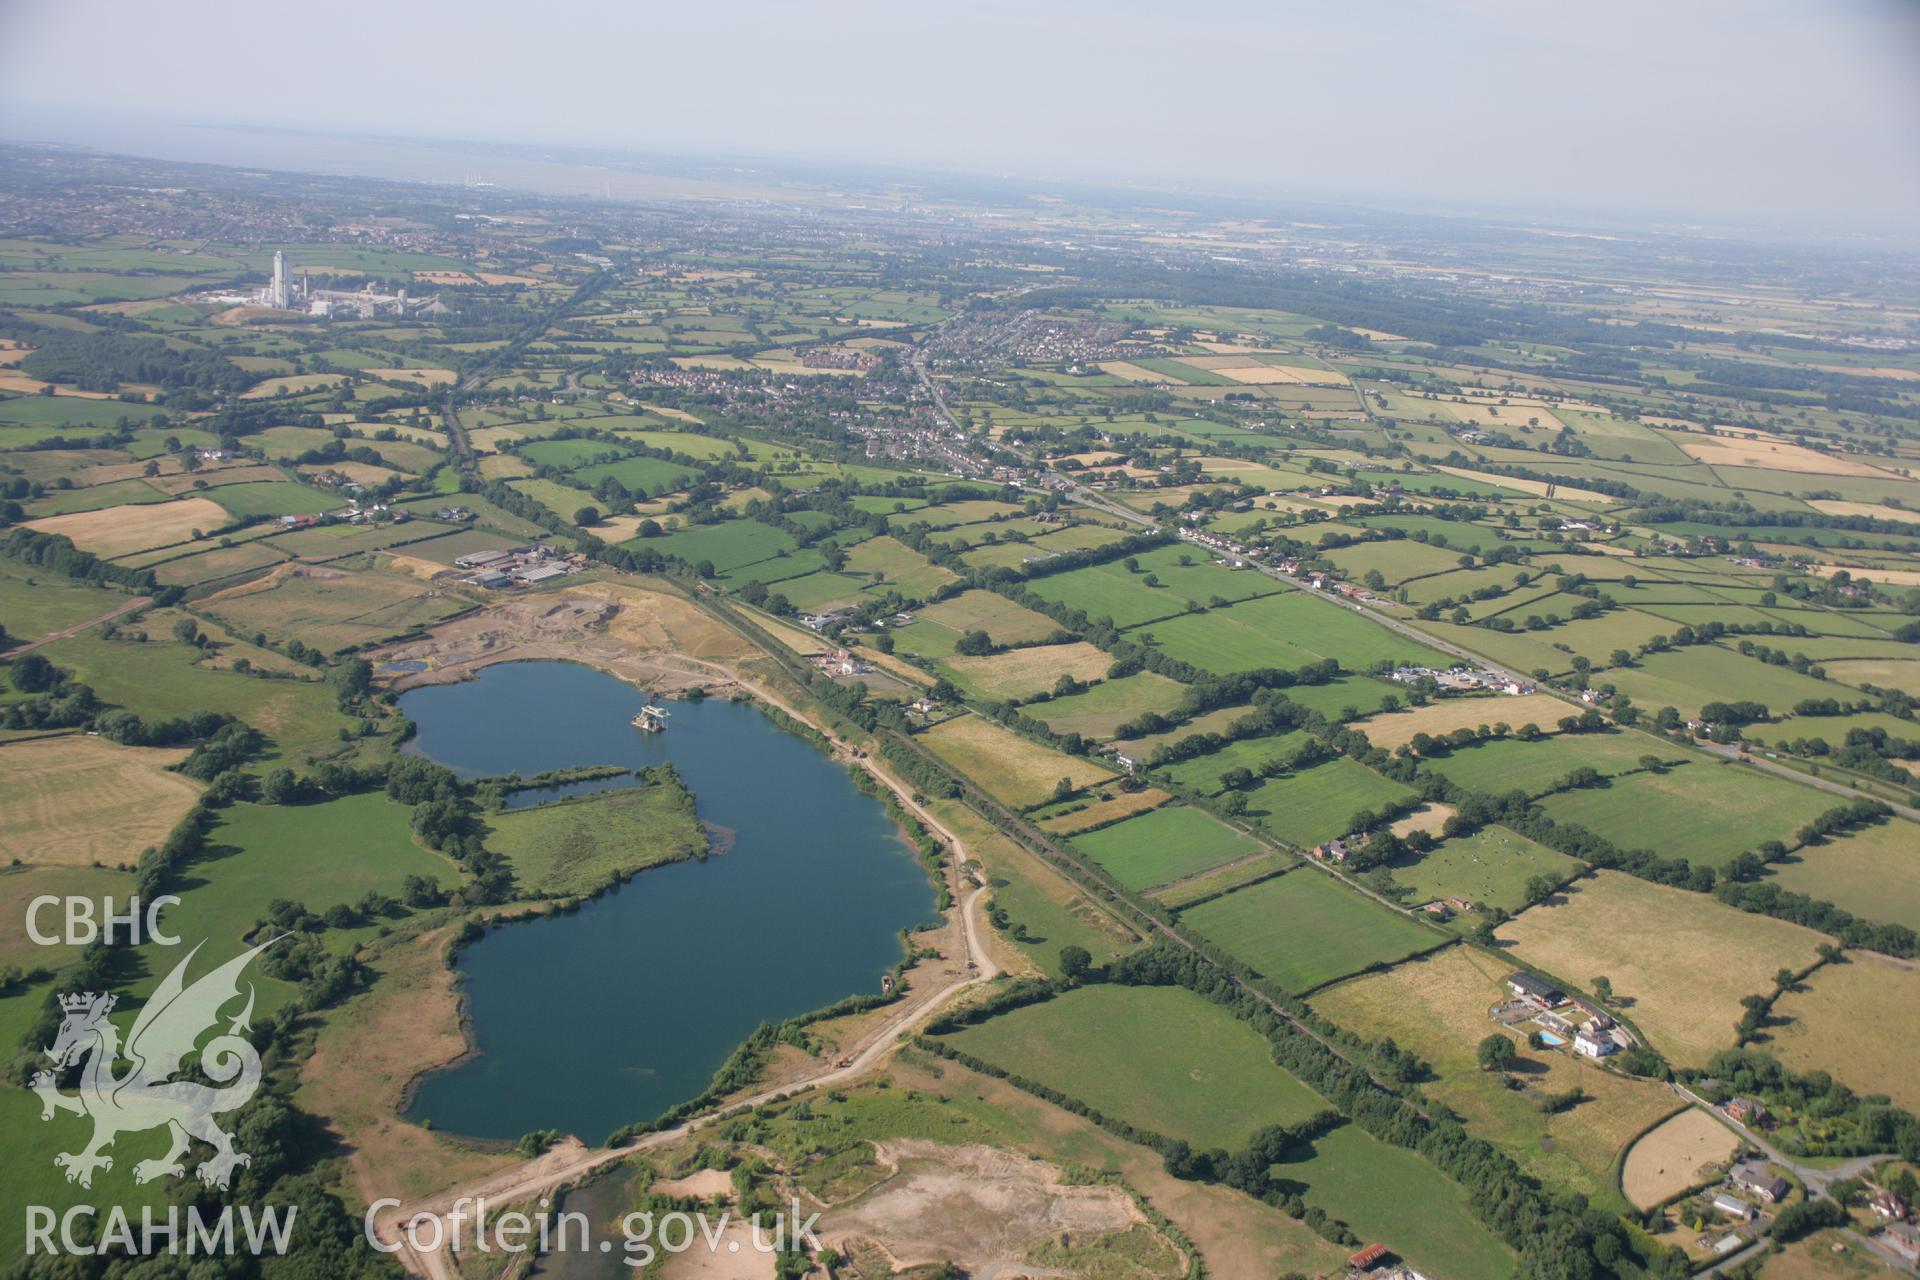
[1349,1243,1390,1271]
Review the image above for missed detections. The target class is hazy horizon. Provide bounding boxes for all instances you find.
[3,0,1918,240]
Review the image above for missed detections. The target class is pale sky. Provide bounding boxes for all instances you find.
[2,0,1917,237]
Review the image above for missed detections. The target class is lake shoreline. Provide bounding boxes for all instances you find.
[396,658,946,1143]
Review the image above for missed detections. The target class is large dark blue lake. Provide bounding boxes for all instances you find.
[399,660,935,1142]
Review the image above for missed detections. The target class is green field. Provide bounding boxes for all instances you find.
[912,589,1062,646]
[1427,730,1675,797]
[1129,606,1321,673]
[1128,586,1455,675]
[35,626,361,768]
[0,395,170,428]
[0,559,133,641]
[208,481,339,518]
[840,534,956,598]
[0,984,165,1256]
[1291,1121,1517,1277]
[1070,804,1267,890]
[1240,757,1416,848]
[1025,546,1283,627]
[28,476,171,515]
[942,983,1330,1150]
[1537,761,1834,868]
[1179,869,1444,991]
[1388,825,1582,912]
[508,475,595,519]
[153,793,453,968]
[637,519,795,571]
[1025,672,1188,740]
[1154,730,1312,794]
[569,454,701,495]
[1765,816,1920,932]
[482,779,708,897]
[1605,644,1854,720]
[519,438,625,468]
[1278,674,1403,721]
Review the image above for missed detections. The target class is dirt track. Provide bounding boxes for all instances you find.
[366,607,1005,1278]
[0,595,150,657]
[376,880,997,1278]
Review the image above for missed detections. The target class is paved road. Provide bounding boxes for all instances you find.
[0,596,150,657]
[1673,1085,1914,1276]
[908,323,1919,823]
[1172,527,1920,822]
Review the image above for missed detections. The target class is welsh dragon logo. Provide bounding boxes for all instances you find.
[32,938,278,1190]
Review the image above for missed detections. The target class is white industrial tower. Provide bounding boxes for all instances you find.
[269,251,288,309]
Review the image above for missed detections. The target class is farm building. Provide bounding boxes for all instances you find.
[1506,971,1566,1007]
[1573,1028,1619,1059]
[1710,1191,1754,1220]
[1724,1097,1770,1126]
[1348,1243,1390,1271]
[511,563,569,584]
[1729,1162,1790,1204]
[1869,1189,1910,1221]
[455,549,512,569]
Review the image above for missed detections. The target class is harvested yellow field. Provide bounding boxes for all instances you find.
[1768,954,1920,1113]
[474,272,541,286]
[1498,871,1826,1067]
[1812,563,1920,588]
[1433,466,1616,505]
[297,461,404,486]
[0,736,201,867]
[477,454,534,481]
[1676,434,1890,477]
[1813,364,1919,381]
[1818,659,1920,695]
[1173,354,1346,385]
[582,513,649,541]
[381,554,457,583]
[1315,946,1681,1200]
[750,358,863,377]
[0,371,116,398]
[411,270,478,285]
[146,464,286,494]
[1621,1110,1740,1210]
[922,714,1116,810]
[945,641,1115,702]
[1406,395,1567,432]
[1221,363,1347,386]
[1807,500,1920,525]
[242,373,351,399]
[1352,694,1572,750]
[27,496,229,558]
[1098,361,1174,383]
[0,341,30,365]
[1040,787,1170,835]
[365,367,458,387]
[1388,803,1456,838]
[671,356,756,372]
[465,426,528,452]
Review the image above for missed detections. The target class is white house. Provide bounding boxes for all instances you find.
[1574,1029,1619,1059]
